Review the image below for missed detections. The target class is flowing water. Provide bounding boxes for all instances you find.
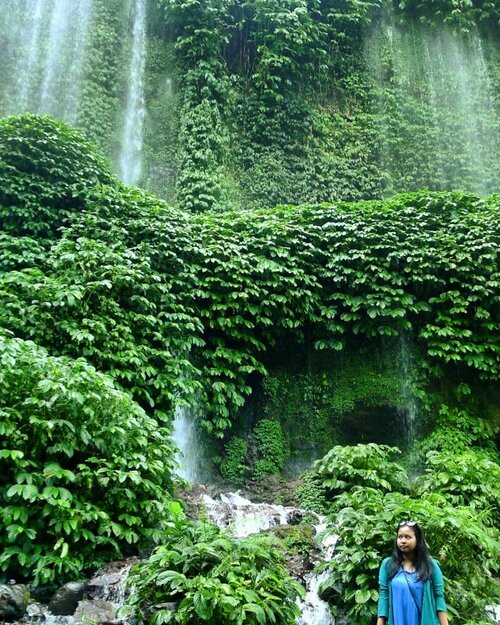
[202,492,337,625]
[119,0,147,185]
[397,336,418,446]
[0,0,147,187]
[0,0,93,124]
[365,19,499,195]
[172,405,206,482]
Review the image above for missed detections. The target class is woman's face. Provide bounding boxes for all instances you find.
[397,525,417,555]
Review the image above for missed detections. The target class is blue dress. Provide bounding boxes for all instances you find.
[391,569,424,625]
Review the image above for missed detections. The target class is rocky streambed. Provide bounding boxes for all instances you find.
[1,559,135,625]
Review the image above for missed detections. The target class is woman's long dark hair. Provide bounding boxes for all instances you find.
[388,522,433,581]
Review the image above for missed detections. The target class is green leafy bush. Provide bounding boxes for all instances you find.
[295,471,329,513]
[0,114,113,238]
[219,437,248,483]
[253,419,286,479]
[122,508,304,625]
[0,334,175,585]
[417,404,497,455]
[416,449,500,526]
[314,443,409,495]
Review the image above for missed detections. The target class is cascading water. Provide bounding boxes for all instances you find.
[0,0,93,124]
[119,0,147,186]
[203,492,336,625]
[172,405,205,482]
[365,17,498,195]
[397,337,418,446]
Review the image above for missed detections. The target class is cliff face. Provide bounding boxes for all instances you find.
[0,0,498,208]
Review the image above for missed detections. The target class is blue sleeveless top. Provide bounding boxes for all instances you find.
[391,569,424,625]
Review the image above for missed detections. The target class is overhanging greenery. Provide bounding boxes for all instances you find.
[0,115,498,437]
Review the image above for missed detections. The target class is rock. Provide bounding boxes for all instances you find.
[87,558,137,603]
[318,581,341,603]
[73,599,121,625]
[29,584,53,605]
[0,584,30,621]
[148,602,177,620]
[48,582,86,615]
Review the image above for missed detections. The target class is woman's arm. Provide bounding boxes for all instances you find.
[431,560,449,624]
[377,558,390,623]
[437,610,449,625]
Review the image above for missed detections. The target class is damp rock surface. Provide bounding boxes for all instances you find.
[48,583,86,616]
[0,584,30,621]
[73,598,120,625]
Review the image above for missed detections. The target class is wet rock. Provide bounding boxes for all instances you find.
[87,558,137,603]
[0,584,30,621]
[48,582,86,615]
[29,584,53,605]
[318,580,341,603]
[73,599,121,625]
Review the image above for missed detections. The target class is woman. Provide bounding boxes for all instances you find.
[377,521,449,625]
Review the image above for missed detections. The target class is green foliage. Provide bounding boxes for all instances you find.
[77,0,129,158]
[262,347,406,458]
[159,0,233,211]
[220,437,248,483]
[253,419,286,478]
[295,471,329,513]
[314,443,409,495]
[0,114,113,238]
[394,0,500,31]
[0,334,175,585]
[122,511,304,625]
[1,119,498,436]
[416,449,500,525]
[418,403,497,454]
[0,116,498,438]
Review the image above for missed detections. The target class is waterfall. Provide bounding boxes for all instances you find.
[119,0,147,186]
[172,405,205,482]
[203,493,336,625]
[365,19,498,195]
[397,337,418,446]
[0,0,93,124]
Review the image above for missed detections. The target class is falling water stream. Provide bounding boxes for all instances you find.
[119,0,147,185]
[0,0,147,187]
[365,16,498,195]
[1,0,94,124]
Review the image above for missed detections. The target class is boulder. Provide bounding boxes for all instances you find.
[73,599,120,625]
[0,584,30,621]
[48,582,86,615]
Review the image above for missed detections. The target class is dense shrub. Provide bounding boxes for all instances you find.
[122,505,304,625]
[0,114,113,238]
[0,334,175,585]
[253,419,286,479]
[314,443,409,496]
[416,449,500,526]
[219,437,248,483]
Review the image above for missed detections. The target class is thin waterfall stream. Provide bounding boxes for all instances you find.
[119,0,147,185]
